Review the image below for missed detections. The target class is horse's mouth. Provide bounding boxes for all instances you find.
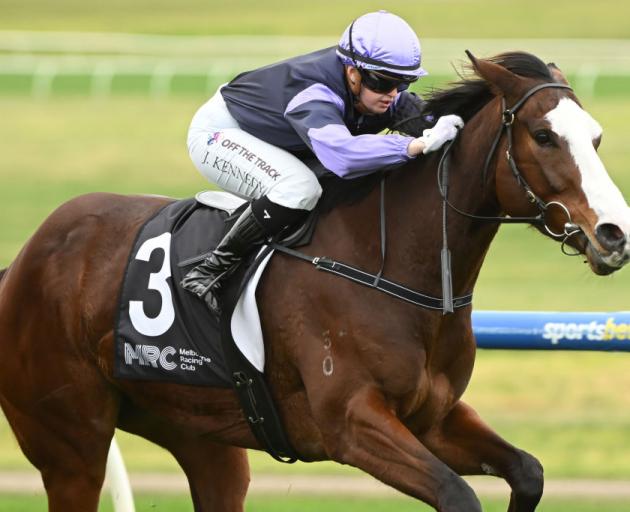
[572,231,630,276]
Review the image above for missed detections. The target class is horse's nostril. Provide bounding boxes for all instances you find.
[595,223,626,252]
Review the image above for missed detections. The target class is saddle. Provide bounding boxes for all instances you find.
[115,190,323,462]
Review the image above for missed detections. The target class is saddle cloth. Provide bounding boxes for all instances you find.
[114,192,272,387]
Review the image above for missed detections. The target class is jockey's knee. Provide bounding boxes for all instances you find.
[267,171,322,211]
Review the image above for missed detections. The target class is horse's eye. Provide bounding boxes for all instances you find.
[534,130,553,147]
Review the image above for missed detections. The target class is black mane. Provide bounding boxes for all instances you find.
[423,51,555,122]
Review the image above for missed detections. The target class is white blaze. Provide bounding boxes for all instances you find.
[545,98,630,241]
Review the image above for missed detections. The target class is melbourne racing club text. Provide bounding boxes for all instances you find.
[123,342,211,372]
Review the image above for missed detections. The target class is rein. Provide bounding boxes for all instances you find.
[271,178,473,312]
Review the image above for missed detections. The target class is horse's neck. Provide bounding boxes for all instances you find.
[381,100,504,296]
[312,100,504,299]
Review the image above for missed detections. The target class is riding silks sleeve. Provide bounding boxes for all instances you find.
[284,83,415,179]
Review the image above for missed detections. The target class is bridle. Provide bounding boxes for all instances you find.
[437,81,579,311]
[438,82,586,249]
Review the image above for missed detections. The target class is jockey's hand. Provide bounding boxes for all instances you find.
[408,114,464,156]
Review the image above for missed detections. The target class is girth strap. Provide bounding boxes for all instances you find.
[220,243,300,464]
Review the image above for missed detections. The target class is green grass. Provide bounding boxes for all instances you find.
[3,1,630,99]
[2,0,630,38]
[1,493,630,512]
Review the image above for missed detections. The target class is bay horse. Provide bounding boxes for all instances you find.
[1,51,630,512]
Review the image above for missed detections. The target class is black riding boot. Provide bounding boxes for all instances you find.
[180,204,266,316]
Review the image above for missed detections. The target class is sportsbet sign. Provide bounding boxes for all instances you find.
[472,311,630,351]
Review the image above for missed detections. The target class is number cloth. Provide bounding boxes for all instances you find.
[115,198,234,386]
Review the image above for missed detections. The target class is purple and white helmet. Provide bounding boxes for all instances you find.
[336,10,428,78]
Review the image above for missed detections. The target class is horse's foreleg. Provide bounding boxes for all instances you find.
[420,400,543,512]
[320,386,482,512]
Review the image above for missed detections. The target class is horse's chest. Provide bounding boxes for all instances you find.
[382,343,473,425]
[391,367,456,422]
[398,358,475,436]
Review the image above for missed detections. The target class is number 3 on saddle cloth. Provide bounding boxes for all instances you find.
[115,192,287,388]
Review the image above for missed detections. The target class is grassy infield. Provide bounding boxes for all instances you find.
[2,1,630,510]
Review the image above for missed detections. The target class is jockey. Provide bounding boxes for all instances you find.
[181,10,464,316]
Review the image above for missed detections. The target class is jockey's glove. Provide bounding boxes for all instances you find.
[417,114,464,154]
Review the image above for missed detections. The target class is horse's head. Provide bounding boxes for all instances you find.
[468,51,630,275]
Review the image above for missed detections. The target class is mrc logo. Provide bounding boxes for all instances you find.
[124,342,177,371]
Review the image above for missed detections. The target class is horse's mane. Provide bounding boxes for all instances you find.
[423,51,555,122]
[316,52,556,212]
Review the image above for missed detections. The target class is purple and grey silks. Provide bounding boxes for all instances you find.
[220,46,431,179]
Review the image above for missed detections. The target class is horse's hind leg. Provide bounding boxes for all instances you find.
[0,373,119,512]
[420,401,544,512]
[118,409,249,512]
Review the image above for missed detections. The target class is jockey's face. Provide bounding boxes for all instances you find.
[358,84,398,114]
[345,66,398,115]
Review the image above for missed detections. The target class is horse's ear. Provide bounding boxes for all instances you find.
[547,62,570,86]
[465,50,525,98]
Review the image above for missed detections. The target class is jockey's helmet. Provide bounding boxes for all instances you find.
[336,10,428,87]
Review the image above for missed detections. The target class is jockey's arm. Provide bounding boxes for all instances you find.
[285,84,416,178]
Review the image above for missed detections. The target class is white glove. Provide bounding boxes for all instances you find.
[418,114,464,154]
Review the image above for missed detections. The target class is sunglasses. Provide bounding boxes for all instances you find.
[358,69,418,93]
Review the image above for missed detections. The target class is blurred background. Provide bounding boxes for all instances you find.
[1,1,630,510]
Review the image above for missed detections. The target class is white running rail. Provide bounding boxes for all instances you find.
[106,437,135,512]
[3,31,630,98]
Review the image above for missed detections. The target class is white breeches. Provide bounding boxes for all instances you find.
[187,88,322,211]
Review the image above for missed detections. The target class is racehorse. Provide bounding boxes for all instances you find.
[1,51,629,512]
